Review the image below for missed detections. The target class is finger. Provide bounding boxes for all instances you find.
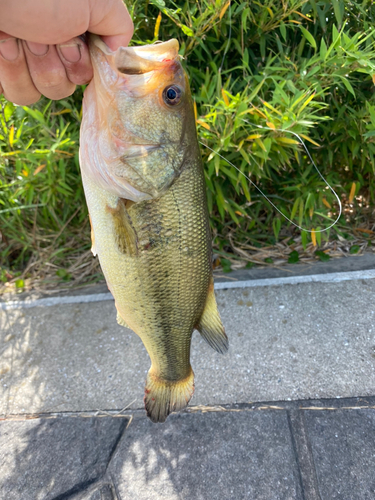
[88,0,134,50]
[0,0,90,45]
[57,37,93,85]
[0,32,41,105]
[23,40,76,100]
[101,33,133,51]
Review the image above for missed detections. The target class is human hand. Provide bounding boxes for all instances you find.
[0,0,133,105]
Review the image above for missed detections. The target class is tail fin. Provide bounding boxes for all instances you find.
[144,368,195,423]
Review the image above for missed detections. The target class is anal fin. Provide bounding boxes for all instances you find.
[196,277,228,354]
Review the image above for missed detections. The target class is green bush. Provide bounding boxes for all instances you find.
[1,0,375,285]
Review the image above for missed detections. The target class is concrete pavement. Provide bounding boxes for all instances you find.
[1,254,375,499]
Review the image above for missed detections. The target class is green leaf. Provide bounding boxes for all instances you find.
[290,197,300,221]
[56,269,72,281]
[181,24,194,37]
[221,258,232,273]
[22,106,46,125]
[288,250,299,264]
[150,0,165,8]
[332,0,344,28]
[300,26,317,50]
[4,102,15,121]
[338,76,355,97]
[298,198,304,228]
[15,279,24,288]
[215,184,226,220]
[272,217,281,240]
[301,231,308,250]
[305,192,315,210]
[315,250,331,262]
[320,38,327,60]
[349,245,360,254]
[279,22,286,42]
[332,24,340,46]
[260,35,266,61]
[264,257,274,264]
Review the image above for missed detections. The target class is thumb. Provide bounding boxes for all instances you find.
[88,0,134,50]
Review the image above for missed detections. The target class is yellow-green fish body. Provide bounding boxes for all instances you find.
[80,37,227,423]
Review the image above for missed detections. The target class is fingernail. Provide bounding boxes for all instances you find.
[59,43,81,63]
[0,38,19,61]
[26,41,49,56]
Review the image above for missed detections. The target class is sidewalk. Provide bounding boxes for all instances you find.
[1,255,375,499]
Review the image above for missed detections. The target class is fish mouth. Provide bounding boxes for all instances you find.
[90,36,180,76]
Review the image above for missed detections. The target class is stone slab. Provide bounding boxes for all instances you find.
[109,411,303,500]
[0,415,128,500]
[305,409,375,499]
[76,483,116,500]
[1,278,375,414]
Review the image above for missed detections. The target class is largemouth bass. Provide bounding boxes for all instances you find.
[79,36,228,423]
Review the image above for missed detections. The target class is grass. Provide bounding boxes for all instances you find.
[1,0,375,293]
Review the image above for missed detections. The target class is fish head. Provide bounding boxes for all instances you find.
[80,36,196,201]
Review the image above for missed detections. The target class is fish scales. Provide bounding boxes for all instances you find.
[80,36,228,423]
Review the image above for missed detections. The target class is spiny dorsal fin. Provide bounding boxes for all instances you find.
[196,277,228,354]
[106,198,138,256]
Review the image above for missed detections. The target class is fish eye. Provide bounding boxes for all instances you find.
[162,85,182,106]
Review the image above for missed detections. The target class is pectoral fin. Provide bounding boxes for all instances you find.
[196,277,228,354]
[106,198,138,256]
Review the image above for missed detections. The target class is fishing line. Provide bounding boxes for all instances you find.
[199,124,342,233]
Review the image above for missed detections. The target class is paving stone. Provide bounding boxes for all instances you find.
[305,409,375,499]
[0,416,128,500]
[2,278,375,415]
[109,411,303,500]
[77,484,116,500]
